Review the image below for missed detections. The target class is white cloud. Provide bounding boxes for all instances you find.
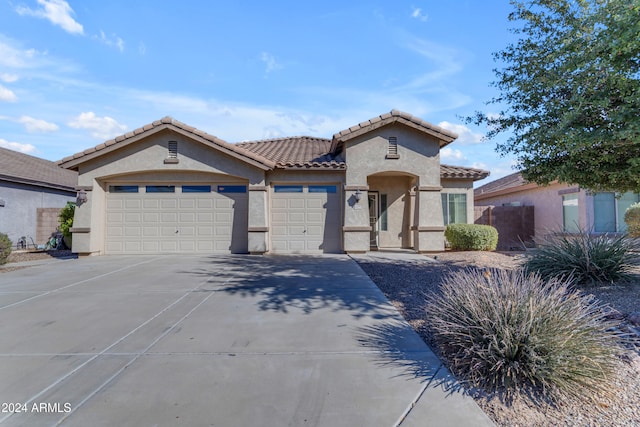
[68,112,127,140]
[0,138,37,154]
[411,7,428,22]
[18,115,59,133]
[260,52,283,74]
[16,0,84,35]
[0,73,19,83]
[440,147,466,163]
[438,121,484,144]
[97,31,125,52]
[0,84,17,102]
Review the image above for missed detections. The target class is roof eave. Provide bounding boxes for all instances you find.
[58,121,276,171]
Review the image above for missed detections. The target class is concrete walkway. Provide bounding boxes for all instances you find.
[0,255,493,426]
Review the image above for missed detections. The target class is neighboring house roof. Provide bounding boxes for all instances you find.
[474,171,565,200]
[0,146,77,192]
[330,110,458,152]
[237,137,345,169]
[57,117,276,171]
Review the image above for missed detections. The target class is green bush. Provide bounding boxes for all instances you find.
[0,233,11,265]
[445,223,498,251]
[625,202,640,237]
[58,202,75,239]
[525,230,640,284]
[426,268,624,402]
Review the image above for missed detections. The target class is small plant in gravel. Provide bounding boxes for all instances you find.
[0,233,11,265]
[524,230,640,284]
[625,203,640,237]
[445,224,498,251]
[425,268,625,402]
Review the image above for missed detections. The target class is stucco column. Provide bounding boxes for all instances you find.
[342,185,370,253]
[415,185,445,252]
[70,185,94,255]
[247,185,268,254]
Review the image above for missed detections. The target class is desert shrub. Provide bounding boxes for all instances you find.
[444,223,498,251]
[0,233,11,265]
[625,202,640,237]
[426,268,624,402]
[524,230,640,284]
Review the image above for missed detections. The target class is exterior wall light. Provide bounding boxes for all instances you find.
[354,189,362,203]
[76,190,88,204]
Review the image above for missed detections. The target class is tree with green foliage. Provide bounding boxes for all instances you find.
[58,202,75,241]
[469,0,640,192]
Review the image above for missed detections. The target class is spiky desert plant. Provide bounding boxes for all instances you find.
[426,268,624,402]
[524,230,640,284]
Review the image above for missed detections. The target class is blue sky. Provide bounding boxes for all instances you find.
[0,0,520,185]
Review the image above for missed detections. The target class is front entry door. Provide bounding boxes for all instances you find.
[368,192,378,248]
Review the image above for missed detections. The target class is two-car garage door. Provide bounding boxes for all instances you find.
[105,184,248,254]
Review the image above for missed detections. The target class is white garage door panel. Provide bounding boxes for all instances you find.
[271,185,341,253]
[105,185,248,254]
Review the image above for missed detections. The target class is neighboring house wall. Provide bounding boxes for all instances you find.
[0,180,74,246]
[475,182,587,237]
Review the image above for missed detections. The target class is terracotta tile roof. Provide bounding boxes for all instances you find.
[474,171,526,196]
[58,117,276,170]
[330,110,458,152]
[0,146,77,191]
[236,137,345,169]
[440,164,490,181]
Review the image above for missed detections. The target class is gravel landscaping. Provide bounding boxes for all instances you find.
[355,251,640,427]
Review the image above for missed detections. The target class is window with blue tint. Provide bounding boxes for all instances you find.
[109,185,138,193]
[217,185,247,193]
[146,185,175,193]
[274,185,303,193]
[308,185,337,193]
[182,185,211,193]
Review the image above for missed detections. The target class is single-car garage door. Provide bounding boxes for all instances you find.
[105,184,248,254]
[271,184,341,253]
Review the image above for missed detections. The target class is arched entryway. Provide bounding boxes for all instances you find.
[367,172,417,250]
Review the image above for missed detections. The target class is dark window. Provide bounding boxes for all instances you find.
[217,185,247,193]
[146,185,175,193]
[274,185,303,193]
[182,185,211,193]
[308,185,337,193]
[380,194,388,231]
[109,185,139,193]
[168,141,178,158]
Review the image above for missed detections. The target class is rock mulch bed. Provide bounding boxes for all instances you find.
[355,251,640,427]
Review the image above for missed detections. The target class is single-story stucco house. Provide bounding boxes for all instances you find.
[0,146,78,247]
[58,110,489,256]
[475,171,640,238]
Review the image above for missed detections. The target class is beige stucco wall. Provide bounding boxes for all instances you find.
[71,130,267,255]
[342,124,444,252]
[475,183,588,238]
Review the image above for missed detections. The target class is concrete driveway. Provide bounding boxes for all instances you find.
[0,255,493,426]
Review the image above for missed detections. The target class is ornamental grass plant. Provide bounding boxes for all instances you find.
[426,268,625,402]
[524,230,640,285]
